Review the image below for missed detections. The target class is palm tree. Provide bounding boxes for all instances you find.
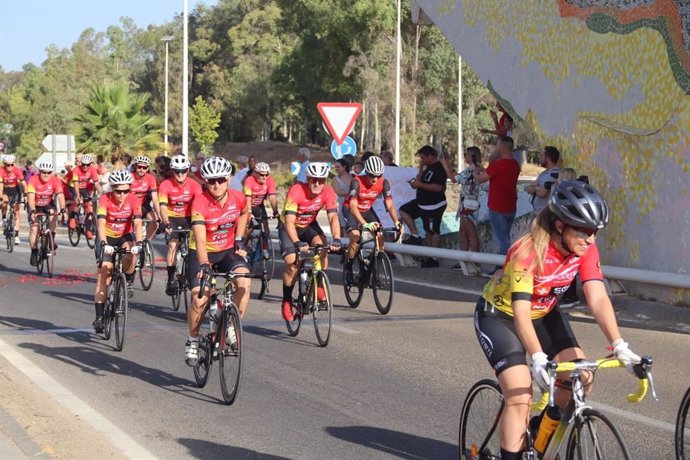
[74,83,162,161]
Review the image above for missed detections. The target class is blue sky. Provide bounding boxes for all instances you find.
[1,0,218,72]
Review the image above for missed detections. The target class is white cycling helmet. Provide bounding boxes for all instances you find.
[134,155,150,165]
[80,154,93,165]
[108,169,134,185]
[364,156,385,176]
[2,154,16,164]
[305,162,330,179]
[170,155,190,170]
[35,160,53,172]
[200,156,234,179]
[255,162,270,174]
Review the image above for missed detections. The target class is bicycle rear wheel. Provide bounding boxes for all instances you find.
[36,234,45,274]
[285,300,303,337]
[113,272,129,352]
[312,271,332,347]
[193,327,212,388]
[459,379,503,460]
[260,234,275,281]
[219,304,243,405]
[5,214,15,253]
[565,408,631,460]
[84,212,97,249]
[44,232,55,278]
[677,387,690,460]
[68,215,80,246]
[343,257,365,308]
[139,240,155,291]
[103,295,113,340]
[372,252,394,315]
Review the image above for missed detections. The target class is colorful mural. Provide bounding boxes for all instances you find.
[412,0,690,304]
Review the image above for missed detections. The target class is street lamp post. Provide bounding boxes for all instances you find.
[161,35,174,156]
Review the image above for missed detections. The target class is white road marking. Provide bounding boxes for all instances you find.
[590,401,675,433]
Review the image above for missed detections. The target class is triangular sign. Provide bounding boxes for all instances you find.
[317,102,362,145]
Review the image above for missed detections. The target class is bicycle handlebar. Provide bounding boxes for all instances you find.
[96,246,131,269]
[197,270,263,298]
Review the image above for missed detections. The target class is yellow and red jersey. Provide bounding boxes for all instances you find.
[70,165,99,193]
[131,173,158,206]
[481,241,604,319]
[344,175,392,212]
[0,166,24,188]
[26,175,63,207]
[243,174,276,207]
[158,177,202,218]
[280,183,338,228]
[97,192,143,238]
[190,189,247,252]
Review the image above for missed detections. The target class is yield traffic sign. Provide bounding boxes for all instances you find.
[317,102,362,145]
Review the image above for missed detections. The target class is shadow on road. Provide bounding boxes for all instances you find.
[42,290,94,306]
[243,324,319,348]
[177,438,290,459]
[325,425,456,459]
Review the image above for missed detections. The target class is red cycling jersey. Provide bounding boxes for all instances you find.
[190,189,247,252]
[0,166,24,188]
[158,177,203,218]
[280,183,338,228]
[345,175,392,212]
[70,165,99,194]
[26,175,63,207]
[97,192,143,239]
[131,173,158,206]
[243,174,276,207]
[481,241,604,319]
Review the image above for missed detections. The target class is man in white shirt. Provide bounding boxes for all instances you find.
[525,146,560,212]
[294,147,311,184]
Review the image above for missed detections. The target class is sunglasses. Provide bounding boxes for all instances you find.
[136,165,149,170]
[206,177,227,185]
[40,171,52,175]
[569,226,598,238]
[173,169,189,174]
[308,178,326,184]
[257,173,269,177]
[113,188,130,195]
[367,173,381,179]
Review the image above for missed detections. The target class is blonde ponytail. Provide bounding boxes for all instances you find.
[511,208,554,274]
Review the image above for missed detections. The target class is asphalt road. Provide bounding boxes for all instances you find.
[0,231,687,459]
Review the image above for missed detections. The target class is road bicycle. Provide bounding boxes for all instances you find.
[136,218,156,291]
[194,269,262,405]
[67,194,97,249]
[677,385,690,459]
[168,227,191,312]
[246,215,275,299]
[284,245,334,347]
[33,212,56,278]
[3,193,21,252]
[97,246,132,352]
[458,356,656,460]
[342,226,398,314]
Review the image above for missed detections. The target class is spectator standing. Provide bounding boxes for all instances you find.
[294,147,311,184]
[525,146,560,212]
[22,159,38,182]
[331,159,352,228]
[481,102,513,141]
[475,136,520,259]
[399,145,448,268]
[451,146,483,273]
[352,161,364,176]
[380,150,398,167]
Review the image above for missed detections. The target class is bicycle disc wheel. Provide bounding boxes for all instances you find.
[565,408,631,460]
[343,257,365,308]
[219,304,243,405]
[84,212,97,249]
[677,387,690,460]
[312,271,332,347]
[459,379,504,460]
[45,232,55,278]
[5,215,14,253]
[260,234,275,281]
[113,272,129,352]
[193,327,212,388]
[139,240,155,291]
[372,252,394,315]
[68,217,80,246]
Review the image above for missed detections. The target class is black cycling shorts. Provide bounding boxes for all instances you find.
[342,207,380,234]
[473,298,580,376]
[167,217,191,241]
[251,204,268,220]
[187,249,249,290]
[3,186,20,202]
[96,234,135,265]
[399,199,446,235]
[277,220,325,257]
[29,205,57,224]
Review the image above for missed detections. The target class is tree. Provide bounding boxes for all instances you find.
[189,95,220,154]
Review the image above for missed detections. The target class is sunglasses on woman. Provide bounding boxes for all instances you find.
[569,225,598,238]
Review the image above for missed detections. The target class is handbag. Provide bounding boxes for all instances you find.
[462,197,479,211]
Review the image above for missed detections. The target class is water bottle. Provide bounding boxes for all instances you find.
[534,405,561,454]
[78,211,85,225]
[208,297,219,330]
[298,271,308,295]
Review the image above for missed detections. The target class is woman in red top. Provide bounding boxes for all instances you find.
[26,160,66,266]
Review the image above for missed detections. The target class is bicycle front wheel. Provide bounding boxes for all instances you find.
[676,387,690,460]
[219,304,243,405]
[139,240,155,291]
[565,408,631,460]
[343,257,365,308]
[84,212,97,249]
[312,271,332,347]
[372,252,394,315]
[113,272,129,352]
[459,379,504,460]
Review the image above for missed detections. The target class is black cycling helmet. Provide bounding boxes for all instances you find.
[549,180,609,229]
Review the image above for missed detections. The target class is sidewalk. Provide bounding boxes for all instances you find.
[0,405,47,459]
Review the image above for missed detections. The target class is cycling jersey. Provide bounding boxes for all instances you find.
[70,165,99,194]
[97,192,143,239]
[0,166,24,189]
[190,189,247,252]
[481,241,603,319]
[131,173,158,206]
[158,177,202,218]
[243,175,276,207]
[26,175,63,207]
[280,183,338,228]
[344,175,392,212]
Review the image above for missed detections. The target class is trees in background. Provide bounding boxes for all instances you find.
[190,96,220,155]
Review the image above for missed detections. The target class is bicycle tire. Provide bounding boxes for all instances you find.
[85,212,97,249]
[36,233,45,274]
[565,408,631,460]
[219,304,243,405]
[193,326,212,388]
[285,299,303,337]
[343,256,365,308]
[103,292,114,340]
[68,214,80,246]
[5,214,15,253]
[260,234,275,281]
[171,251,182,311]
[312,271,332,347]
[139,240,155,291]
[113,272,128,352]
[676,387,690,460]
[372,252,394,315]
[458,379,504,460]
[45,231,55,278]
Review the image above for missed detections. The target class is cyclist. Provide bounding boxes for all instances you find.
[473,181,642,460]
[278,162,342,321]
[0,154,27,244]
[26,160,66,266]
[93,170,143,333]
[242,161,279,245]
[159,155,203,296]
[69,154,101,238]
[185,156,251,366]
[342,156,402,283]
[131,155,161,241]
